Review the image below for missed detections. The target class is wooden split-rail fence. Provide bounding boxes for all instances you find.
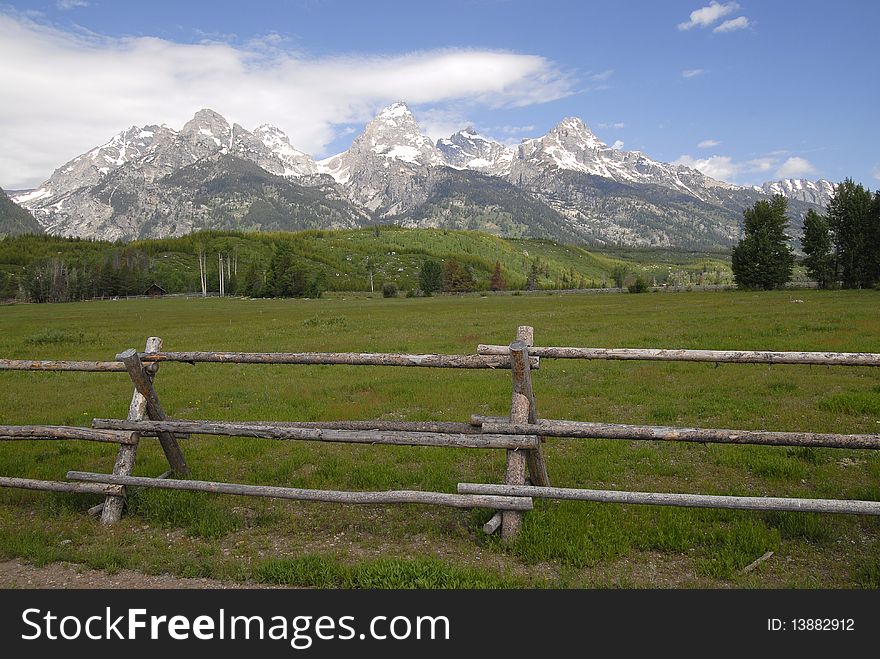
[1,327,879,541]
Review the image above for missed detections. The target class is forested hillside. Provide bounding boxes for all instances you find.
[0,227,732,302]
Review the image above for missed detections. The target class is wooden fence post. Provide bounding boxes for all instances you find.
[502,325,549,540]
[511,327,549,488]
[100,337,161,523]
[118,346,189,477]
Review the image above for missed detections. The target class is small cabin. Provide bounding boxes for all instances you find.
[144,283,167,298]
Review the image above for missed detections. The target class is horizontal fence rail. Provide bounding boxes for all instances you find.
[92,419,540,450]
[476,345,880,367]
[67,472,534,511]
[0,476,124,496]
[0,359,127,372]
[0,425,137,444]
[457,483,880,516]
[471,417,880,450]
[225,419,480,434]
[135,351,539,369]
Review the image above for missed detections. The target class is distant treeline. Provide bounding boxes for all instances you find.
[0,227,733,303]
[732,179,880,291]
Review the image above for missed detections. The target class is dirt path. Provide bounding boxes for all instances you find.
[0,559,268,589]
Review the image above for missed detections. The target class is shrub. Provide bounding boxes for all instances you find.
[628,277,649,293]
[382,283,398,298]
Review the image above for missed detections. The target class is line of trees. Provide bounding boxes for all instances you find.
[802,179,880,289]
[731,179,879,290]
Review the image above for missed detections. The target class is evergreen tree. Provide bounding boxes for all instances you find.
[525,261,539,290]
[418,260,443,294]
[442,258,475,292]
[801,209,836,288]
[731,195,794,290]
[490,260,506,291]
[266,242,295,297]
[827,179,877,288]
[871,191,880,286]
[610,265,629,288]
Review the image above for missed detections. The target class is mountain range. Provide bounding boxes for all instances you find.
[9,103,835,249]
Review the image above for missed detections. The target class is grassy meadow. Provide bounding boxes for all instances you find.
[0,288,878,588]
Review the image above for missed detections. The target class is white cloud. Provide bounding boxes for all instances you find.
[674,153,801,184]
[598,122,625,129]
[611,140,625,150]
[873,165,880,183]
[417,107,473,141]
[0,14,576,188]
[677,2,738,30]
[713,16,750,32]
[673,154,739,180]
[589,69,614,82]
[495,124,536,134]
[775,157,816,179]
[698,139,720,148]
[56,0,89,9]
[681,68,705,78]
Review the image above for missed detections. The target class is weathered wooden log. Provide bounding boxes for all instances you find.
[68,472,534,511]
[483,511,503,534]
[135,351,539,369]
[0,476,124,496]
[480,419,880,450]
[191,419,479,434]
[118,348,189,476]
[92,467,172,517]
[470,414,493,426]
[502,335,530,541]
[0,425,136,444]
[103,337,161,524]
[476,344,880,367]
[0,359,126,372]
[510,337,549,488]
[457,483,880,516]
[91,419,540,450]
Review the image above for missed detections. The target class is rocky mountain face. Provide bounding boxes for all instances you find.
[316,102,445,216]
[437,128,514,176]
[12,110,368,239]
[13,103,834,248]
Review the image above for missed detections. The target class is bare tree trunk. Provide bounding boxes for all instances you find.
[198,250,207,297]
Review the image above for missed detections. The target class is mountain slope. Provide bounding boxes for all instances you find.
[50,154,368,240]
[0,188,42,236]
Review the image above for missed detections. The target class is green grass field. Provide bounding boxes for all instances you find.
[0,289,878,588]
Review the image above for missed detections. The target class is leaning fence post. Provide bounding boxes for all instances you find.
[511,326,549,488]
[502,325,549,540]
[100,336,162,523]
[118,347,189,477]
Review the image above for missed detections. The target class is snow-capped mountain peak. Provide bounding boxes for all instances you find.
[179,108,234,154]
[252,124,318,177]
[516,117,614,176]
[356,102,442,166]
[13,123,176,205]
[754,178,835,207]
[436,127,514,175]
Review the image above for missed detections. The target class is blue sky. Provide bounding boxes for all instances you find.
[1,0,877,190]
